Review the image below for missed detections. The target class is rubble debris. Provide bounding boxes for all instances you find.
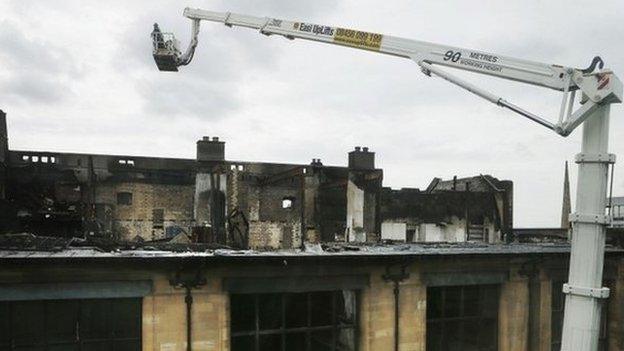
[0,233,74,251]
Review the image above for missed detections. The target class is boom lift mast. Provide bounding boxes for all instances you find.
[152,8,622,351]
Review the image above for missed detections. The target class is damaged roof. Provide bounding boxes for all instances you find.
[1,233,622,261]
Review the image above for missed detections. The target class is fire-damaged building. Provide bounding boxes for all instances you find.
[0,110,512,248]
[1,109,624,351]
[380,176,513,243]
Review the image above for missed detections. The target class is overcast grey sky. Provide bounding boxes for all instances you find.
[1,0,623,227]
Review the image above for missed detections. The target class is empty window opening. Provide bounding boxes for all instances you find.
[406,229,416,242]
[282,197,294,209]
[50,156,56,163]
[41,156,48,163]
[153,208,164,229]
[427,284,499,351]
[230,290,358,351]
[238,165,244,171]
[231,165,236,170]
[118,159,135,166]
[117,192,133,206]
[32,156,39,162]
[21,155,29,162]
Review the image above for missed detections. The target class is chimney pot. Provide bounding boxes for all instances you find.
[363,147,369,152]
[355,146,361,152]
[212,137,219,142]
[203,136,210,141]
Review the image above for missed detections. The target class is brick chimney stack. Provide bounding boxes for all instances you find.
[348,146,375,170]
[196,136,225,162]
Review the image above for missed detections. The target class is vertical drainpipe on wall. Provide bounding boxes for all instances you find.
[170,268,207,351]
[464,181,471,241]
[383,265,410,351]
[185,286,194,351]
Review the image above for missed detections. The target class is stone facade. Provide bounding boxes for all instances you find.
[2,253,623,351]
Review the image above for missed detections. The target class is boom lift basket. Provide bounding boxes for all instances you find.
[152,31,180,72]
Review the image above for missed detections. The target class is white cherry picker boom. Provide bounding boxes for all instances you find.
[151,8,622,351]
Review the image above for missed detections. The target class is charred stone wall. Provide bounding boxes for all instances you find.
[221,155,383,250]
[1,115,512,248]
[316,167,348,242]
[0,110,9,230]
[4,147,196,240]
[0,136,383,247]
[225,162,306,250]
[0,110,7,200]
[4,158,84,237]
[380,184,509,243]
[95,182,194,241]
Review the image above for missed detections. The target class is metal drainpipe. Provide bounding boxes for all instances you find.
[170,268,207,351]
[392,281,400,351]
[383,265,409,351]
[185,286,193,351]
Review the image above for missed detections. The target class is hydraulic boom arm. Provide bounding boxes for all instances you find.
[152,7,622,351]
[152,8,622,137]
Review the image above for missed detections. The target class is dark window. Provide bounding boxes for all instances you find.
[152,209,164,229]
[406,229,416,243]
[230,290,358,351]
[0,298,142,351]
[551,281,609,351]
[117,192,133,206]
[427,285,499,351]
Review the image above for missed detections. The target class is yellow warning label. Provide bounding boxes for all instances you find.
[334,28,383,50]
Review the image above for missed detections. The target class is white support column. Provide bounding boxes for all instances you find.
[561,104,612,351]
